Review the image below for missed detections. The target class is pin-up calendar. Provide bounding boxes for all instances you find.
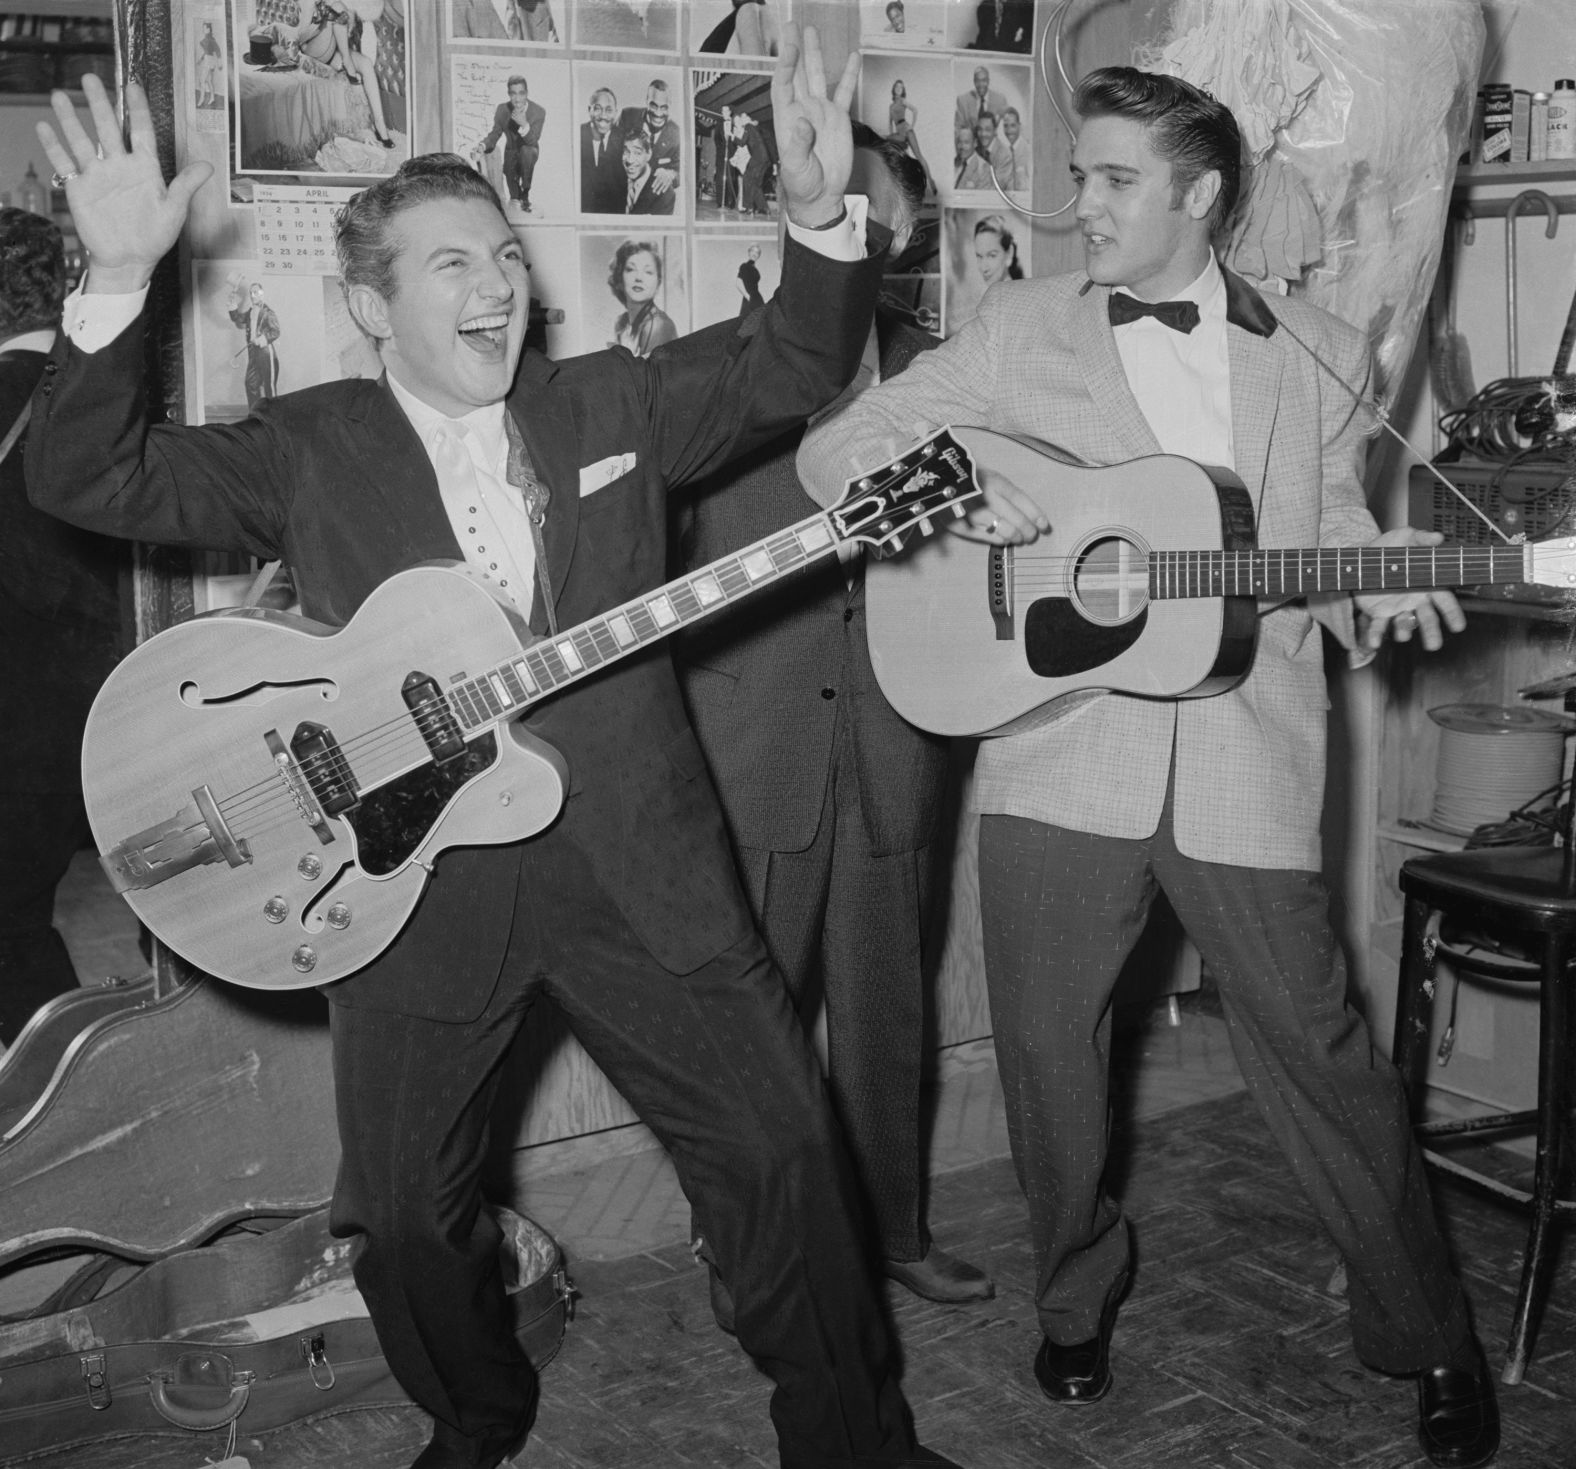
[254,184,359,276]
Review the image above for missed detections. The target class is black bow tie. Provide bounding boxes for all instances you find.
[1107,293,1200,333]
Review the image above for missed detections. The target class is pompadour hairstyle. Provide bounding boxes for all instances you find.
[1073,66,1244,232]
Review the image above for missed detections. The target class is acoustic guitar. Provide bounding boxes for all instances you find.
[80,433,981,991]
[864,426,1573,737]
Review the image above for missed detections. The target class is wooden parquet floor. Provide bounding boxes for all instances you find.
[6,1085,1571,1469]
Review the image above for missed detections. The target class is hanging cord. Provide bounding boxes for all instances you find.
[1271,310,1524,545]
[980,0,1079,220]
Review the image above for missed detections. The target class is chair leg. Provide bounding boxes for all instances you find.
[1392,895,1437,1114]
[1502,933,1574,1386]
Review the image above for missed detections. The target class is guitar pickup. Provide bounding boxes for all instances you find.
[99,785,252,894]
[988,544,1015,640]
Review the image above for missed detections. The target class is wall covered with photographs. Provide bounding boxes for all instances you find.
[171,0,1052,447]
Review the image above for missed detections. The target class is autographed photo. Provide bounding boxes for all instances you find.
[192,261,327,423]
[229,0,411,178]
[574,61,688,223]
[451,54,574,221]
[951,56,1031,202]
[692,235,779,329]
[691,68,774,223]
[943,204,1028,335]
[580,232,690,360]
[858,0,949,52]
[857,52,947,207]
[447,0,565,46]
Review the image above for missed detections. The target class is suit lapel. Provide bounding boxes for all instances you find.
[353,379,463,562]
[1222,270,1284,512]
[509,354,580,620]
[1070,282,1161,459]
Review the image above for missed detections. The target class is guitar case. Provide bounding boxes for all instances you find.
[0,1204,573,1461]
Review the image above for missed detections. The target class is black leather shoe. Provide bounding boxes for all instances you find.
[1418,1357,1500,1468]
[883,1244,995,1304]
[1033,1289,1121,1405]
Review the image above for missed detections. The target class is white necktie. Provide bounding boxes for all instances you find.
[433,420,480,506]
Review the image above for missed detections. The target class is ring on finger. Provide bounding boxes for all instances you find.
[1395,611,1419,628]
[987,517,1000,535]
[50,169,79,188]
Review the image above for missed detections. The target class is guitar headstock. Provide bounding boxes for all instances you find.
[832,427,982,558]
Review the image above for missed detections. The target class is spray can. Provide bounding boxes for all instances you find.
[1532,91,1551,161]
[1550,79,1576,160]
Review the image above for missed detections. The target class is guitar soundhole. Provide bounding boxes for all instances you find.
[345,733,500,877]
[1069,535,1149,625]
[1025,600,1146,678]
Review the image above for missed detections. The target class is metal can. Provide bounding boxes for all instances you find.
[1480,82,1514,162]
[1531,91,1550,161]
[1550,79,1576,160]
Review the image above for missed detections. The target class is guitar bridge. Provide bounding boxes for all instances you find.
[988,544,1015,640]
[100,785,252,894]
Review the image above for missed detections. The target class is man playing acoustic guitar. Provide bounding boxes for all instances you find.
[799,67,1498,1469]
[27,32,964,1469]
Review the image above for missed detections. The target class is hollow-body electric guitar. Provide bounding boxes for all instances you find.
[864,426,1576,737]
[84,432,981,991]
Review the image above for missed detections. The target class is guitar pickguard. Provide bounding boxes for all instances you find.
[343,732,500,876]
[1024,599,1146,677]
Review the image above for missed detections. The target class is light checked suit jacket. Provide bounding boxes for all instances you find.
[798,266,1379,871]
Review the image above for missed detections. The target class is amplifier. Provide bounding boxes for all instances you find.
[1407,459,1574,605]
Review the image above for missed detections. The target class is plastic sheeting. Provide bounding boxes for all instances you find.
[1141,0,1484,403]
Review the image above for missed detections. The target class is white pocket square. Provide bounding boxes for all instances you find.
[579,452,636,495]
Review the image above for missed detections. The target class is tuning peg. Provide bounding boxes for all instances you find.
[916,517,934,536]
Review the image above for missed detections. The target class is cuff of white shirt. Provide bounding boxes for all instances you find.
[62,279,149,354]
[783,195,870,264]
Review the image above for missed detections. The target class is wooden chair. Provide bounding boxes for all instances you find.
[1391,796,1576,1385]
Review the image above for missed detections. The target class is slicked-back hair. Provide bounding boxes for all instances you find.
[1073,66,1243,233]
[336,153,508,302]
[849,121,925,245]
[0,206,66,338]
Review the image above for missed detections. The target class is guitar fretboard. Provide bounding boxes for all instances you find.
[442,513,841,733]
[1149,544,1530,599]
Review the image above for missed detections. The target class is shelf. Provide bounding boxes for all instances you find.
[1379,821,1470,853]
[1455,159,1576,191]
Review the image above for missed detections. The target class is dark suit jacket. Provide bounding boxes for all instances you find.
[26,237,882,1020]
[580,122,625,212]
[617,108,680,180]
[672,313,948,856]
[481,97,546,155]
[0,349,124,793]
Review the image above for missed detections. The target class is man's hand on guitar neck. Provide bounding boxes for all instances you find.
[36,75,212,295]
[862,430,1048,546]
[1354,526,1468,652]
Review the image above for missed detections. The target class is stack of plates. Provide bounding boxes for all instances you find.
[1428,703,1572,835]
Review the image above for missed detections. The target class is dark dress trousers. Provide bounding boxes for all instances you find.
[672,314,949,1262]
[0,349,124,1043]
[26,239,938,1468]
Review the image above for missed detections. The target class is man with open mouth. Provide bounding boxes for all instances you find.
[28,26,966,1469]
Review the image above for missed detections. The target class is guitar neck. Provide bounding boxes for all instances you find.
[442,511,844,731]
[1150,544,1532,599]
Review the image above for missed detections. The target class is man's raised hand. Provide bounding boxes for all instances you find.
[770,23,858,229]
[36,75,212,294]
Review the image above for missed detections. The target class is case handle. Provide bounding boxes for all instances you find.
[147,1352,253,1430]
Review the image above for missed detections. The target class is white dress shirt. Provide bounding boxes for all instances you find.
[1110,253,1233,471]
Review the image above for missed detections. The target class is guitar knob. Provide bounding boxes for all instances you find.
[297,854,324,880]
[326,903,352,930]
[263,896,289,924]
[291,945,317,973]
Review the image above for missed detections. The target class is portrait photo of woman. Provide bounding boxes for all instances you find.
[607,239,679,357]
[944,206,1027,334]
